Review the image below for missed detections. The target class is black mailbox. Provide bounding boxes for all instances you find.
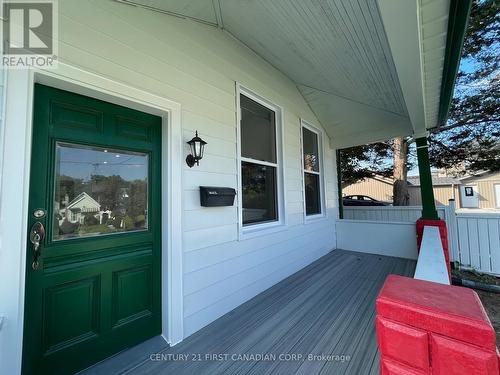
[199,186,236,207]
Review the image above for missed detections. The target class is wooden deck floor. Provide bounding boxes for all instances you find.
[80,249,415,375]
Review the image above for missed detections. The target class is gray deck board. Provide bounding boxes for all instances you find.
[79,249,415,375]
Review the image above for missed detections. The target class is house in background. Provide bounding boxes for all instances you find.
[342,175,395,203]
[343,173,461,206]
[407,175,460,206]
[344,170,500,209]
[458,171,500,209]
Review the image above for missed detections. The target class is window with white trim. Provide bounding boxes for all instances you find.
[239,92,281,227]
[301,123,323,216]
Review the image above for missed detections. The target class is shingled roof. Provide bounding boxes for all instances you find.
[407,175,461,186]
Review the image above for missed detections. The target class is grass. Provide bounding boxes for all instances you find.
[451,267,500,342]
[477,290,500,344]
[79,224,115,235]
[452,268,500,286]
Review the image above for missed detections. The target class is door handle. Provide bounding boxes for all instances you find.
[30,222,45,270]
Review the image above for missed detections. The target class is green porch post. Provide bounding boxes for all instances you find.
[415,136,439,220]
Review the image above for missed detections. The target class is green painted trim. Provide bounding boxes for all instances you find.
[437,0,472,127]
[336,149,343,219]
[22,84,162,374]
[416,137,439,220]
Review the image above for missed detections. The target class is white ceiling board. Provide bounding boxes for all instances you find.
[377,0,450,135]
[420,0,450,129]
[116,0,451,146]
[377,0,426,137]
[122,0,218,25]
[220,0,407,118]
[299,85,413,148]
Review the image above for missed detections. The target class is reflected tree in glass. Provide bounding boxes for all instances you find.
[53,143,149,240]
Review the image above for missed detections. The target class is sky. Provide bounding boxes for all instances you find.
[367,54,481,177]
[56,143,148,182]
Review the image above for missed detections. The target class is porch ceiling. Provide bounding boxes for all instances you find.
[117,0,460,148]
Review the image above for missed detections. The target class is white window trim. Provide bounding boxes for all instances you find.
[236,84,286,240]
[300,119,326,222]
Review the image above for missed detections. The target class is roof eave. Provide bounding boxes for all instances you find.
[436,0,473,128]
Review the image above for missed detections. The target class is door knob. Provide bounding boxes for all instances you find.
[30,222,45,270]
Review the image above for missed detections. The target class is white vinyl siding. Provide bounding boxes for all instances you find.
[0,68,6,199]
[27,0,338,338]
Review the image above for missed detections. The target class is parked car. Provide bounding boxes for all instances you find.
[343,195,389,206]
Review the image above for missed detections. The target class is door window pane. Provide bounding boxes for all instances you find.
[240,94,276,163]
[304,173,321,215]
[302,127,319,172]
[242,161,277,225]
[53,142,148,240]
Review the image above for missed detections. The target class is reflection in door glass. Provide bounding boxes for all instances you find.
[53,143,149,240]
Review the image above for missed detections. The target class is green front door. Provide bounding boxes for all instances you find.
[22,84,162,374]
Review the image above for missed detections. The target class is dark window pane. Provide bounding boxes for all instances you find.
[302,127,319,172]
[242,161,277,225]
[240,94,276,163]
[305,173,321,215]
[53,142,148,240]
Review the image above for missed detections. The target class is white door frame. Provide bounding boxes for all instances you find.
[0,63,184,374]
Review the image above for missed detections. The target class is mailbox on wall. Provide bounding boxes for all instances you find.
[199,186,236,207]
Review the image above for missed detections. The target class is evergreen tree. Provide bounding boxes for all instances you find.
[340,0,498,202]
[429,0,499,173]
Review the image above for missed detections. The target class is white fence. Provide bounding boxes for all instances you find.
[343,202,500,276]
[455,212,500,276]
[343,206,446,222]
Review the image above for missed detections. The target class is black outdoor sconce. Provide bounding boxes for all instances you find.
[186,131,207,168]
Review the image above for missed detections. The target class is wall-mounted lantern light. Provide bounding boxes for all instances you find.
[186,131,207,168]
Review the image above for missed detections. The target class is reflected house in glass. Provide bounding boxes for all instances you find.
[53,142,149,240]
[59,192,102,224]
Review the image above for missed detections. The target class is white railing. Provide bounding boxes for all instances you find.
[336,220,418,260]
[454,211,500,276]
[414,226,450,285]
[343,205,446,222]
[342,201,500,276]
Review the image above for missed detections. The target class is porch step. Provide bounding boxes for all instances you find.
[77,336,169,375]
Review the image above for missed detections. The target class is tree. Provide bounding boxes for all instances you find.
[392,137,410,206]
[56,175,86,203]
[340,0,498,201]
[339,142,393,186]
[339,139,415,204]
[90,174,126,210]
[128,179,147,218]
[429,0,499,173]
